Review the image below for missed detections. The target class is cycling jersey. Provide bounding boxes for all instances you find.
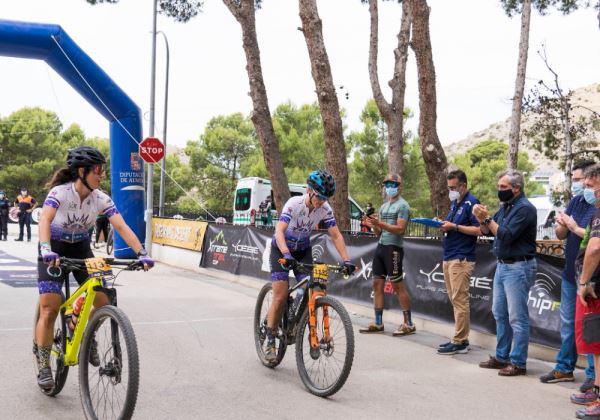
[273,195,336,251]
[43,182,119,243]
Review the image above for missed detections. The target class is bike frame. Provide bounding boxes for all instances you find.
[57,258,115,366]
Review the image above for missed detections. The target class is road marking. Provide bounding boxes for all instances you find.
[0,316,252,332]
[0,266,36,271]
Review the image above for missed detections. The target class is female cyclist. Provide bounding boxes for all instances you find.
[34,146,154,390]
[264,169,355,363]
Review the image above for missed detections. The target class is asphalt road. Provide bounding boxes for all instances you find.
[0,224,584,420]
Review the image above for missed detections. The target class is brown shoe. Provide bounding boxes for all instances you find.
[498,364,527,376]
[479,356,509,369]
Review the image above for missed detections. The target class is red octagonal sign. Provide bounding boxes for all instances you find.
[139,137,165,163]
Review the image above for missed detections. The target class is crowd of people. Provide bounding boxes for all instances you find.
[357,165,600,419]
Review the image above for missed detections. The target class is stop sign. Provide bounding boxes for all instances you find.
[139,137,165,163]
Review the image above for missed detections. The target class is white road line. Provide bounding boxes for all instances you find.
[0,266,36,271]
[0,316,252,332]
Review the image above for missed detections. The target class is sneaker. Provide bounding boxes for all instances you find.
[438,340,469,349]
[89,338,100,367]
[37,367,54,390]
[571,389,599,405]
[264,339,277,363]
[392,323,416,337]
[437,342,469,355]
[539,369,574,384]
[359,323,384,334]
[582,378,597,393]
[576,401,600,419]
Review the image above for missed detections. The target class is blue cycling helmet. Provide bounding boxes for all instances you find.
[307,170,336,198]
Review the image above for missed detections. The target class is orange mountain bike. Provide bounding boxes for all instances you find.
[254,260,355,397]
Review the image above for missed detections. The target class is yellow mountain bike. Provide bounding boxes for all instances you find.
[254,260,355,397]
[33,257,143,420]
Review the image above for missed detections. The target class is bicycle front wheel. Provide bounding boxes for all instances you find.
[295,296,354,397]
[79,306,139,420]
[33,296,69,397]
[254,282,287,368]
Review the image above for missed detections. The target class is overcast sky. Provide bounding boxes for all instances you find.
[0,0,598,149]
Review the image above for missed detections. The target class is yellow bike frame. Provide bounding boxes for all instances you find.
[59,258,113,366]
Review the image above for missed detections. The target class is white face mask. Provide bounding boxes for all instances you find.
[449,190,461,202]
[21,191,27,196]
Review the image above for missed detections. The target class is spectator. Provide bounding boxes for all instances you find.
[258,199,267,226]
[14,187,36,242]
[95,213,110,245]
[539,160,596,391]
[437,169,481,355]
[366,202,375,217]
[360,173,415,336]
[473,169,537,377]
[0,190,9,241]
[263,197,272,227]
[568,164,600,416]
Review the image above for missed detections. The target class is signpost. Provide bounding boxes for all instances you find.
[139,137,165,163]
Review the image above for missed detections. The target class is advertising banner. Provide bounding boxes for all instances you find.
[152,218,208,251]
[200,225,563,348]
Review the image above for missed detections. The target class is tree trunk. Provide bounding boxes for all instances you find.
[223,0,290,212]
[299,0,350,230]
[507,0,531,169]
[367,0,411,177]
[408,0,449,217]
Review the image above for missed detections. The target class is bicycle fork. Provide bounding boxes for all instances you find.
[307,289,331,353]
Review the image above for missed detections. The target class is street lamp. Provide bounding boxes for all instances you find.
[157,30,170,218]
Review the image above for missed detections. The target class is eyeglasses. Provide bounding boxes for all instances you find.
[447,184,464,191]
[91,165,104,176]
[383,182,400,188]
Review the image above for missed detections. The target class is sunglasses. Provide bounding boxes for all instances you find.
[383,182,399,188]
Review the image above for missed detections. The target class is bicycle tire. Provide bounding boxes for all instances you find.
[295,296,354,397]
[106,230,113,255]
[79,306,139,420]
[253,282,287,368]
[32,295,69,397]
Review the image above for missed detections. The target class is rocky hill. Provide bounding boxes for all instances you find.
[445,83,600,172]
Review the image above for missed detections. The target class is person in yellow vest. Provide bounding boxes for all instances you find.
[14,187,37,242]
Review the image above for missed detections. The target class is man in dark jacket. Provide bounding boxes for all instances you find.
[0,190,10,241]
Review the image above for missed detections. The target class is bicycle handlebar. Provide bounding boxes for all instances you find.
[278,259,349,277]
[50,257,143,273]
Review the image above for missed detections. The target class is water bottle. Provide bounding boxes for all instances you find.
[68,295,86,331]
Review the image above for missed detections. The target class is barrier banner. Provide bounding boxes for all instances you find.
[152,218,208,251]
[200,225,563,348]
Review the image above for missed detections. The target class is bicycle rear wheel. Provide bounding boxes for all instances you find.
[295,296,354,397]
[79,306,139,420]
[32,296,69,397]
[254,282,287,368]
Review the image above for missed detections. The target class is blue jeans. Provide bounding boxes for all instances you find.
[492,259,537,368]
[555,277,596,377]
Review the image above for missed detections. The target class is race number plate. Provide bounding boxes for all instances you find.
[85,258,113,278]
[313,263,328,284]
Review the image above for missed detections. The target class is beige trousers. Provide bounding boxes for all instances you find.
[443,259,475,344]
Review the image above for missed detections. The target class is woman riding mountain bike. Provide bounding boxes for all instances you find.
[35,146,154,390]
[264,169,356,363]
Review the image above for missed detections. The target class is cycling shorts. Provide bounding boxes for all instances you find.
[270,245,312,283]
[37,240,95,295]
[372,244,404,282]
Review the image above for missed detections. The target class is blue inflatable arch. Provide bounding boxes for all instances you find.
[0,19,145,258]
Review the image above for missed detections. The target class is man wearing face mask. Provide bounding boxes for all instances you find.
[473,169,537,377]
[540,160,596,391]
[14,187,37,242]
[360,173,414,336]
[0,190,10,241]
[437,170,482,355]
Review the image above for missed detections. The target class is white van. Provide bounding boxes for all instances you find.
[233,177,364,232]
[528,195,564,240]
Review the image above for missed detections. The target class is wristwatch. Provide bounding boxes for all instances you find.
[482,217,492,226]
[137,248,148,257]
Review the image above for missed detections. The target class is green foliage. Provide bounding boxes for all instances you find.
[185,113,257,212]
[347,100,432,217]
[241,102,328,183]
[452,139,544,207]
[500,0,585,17]
[152,153,195,206]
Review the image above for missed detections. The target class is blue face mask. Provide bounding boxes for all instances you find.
[385,186,398,197]
[571,181,584,196]
[583,188,598,205]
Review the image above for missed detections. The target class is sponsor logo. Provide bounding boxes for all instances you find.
[209,230,228,265]
[312,245,325,261]
[131,152,142,171]
[417,263,492,301]
[528,273,560,314]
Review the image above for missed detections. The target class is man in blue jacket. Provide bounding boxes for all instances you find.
[474,169,537,377]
